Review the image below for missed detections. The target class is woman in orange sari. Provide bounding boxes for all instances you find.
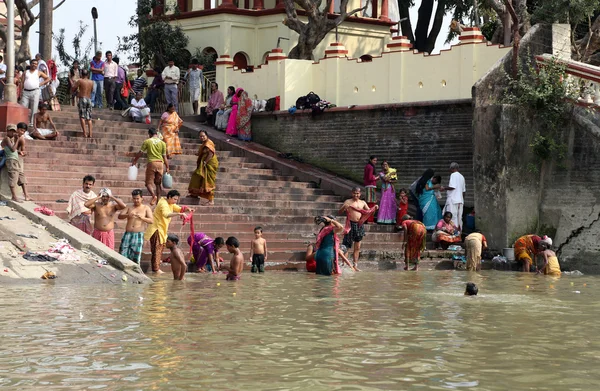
[158,103,183,160]
[188,130,219,205]
[513,234,552,272]
[401,215,426,271]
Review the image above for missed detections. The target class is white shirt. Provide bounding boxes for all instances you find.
[0,63,6,79]
[185,68,202,89]
[162,66,180,84]
[104,61,118,78]
[23,70,40,90]
[446,171,466,204]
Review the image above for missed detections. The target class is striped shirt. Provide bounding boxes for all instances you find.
[132,77,147,94]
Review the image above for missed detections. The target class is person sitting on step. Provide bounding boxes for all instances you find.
[29,103,58,140]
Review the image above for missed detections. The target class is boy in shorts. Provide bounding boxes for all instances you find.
[131,127,168,206]
[249,226,268,273]
[1,124,31,202]
[166,234,186,280]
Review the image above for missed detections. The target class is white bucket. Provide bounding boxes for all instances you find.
[127,165,138,181]
[502,248,515,261]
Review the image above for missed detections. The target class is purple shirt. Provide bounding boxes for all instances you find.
[151,73,164,89]
[116,66,126,84]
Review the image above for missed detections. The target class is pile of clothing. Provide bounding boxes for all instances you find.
[45,239,80,262]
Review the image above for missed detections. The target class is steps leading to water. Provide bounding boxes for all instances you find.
[22,106,449,270]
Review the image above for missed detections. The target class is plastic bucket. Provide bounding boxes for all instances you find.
[127,165,138,181]
[162,172,173,189]
[502,248,515,261]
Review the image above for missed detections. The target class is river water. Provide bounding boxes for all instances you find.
[1,270,599,390]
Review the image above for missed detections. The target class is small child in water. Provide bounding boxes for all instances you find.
[166,234,186,280]
[465,282,478,296]
[226,236,244,281]
[250,226,268,273]
[538,242,561,276]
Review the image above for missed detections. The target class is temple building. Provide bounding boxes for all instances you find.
[157,0,398,67]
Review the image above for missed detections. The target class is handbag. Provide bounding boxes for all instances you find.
[121,107,131,117]
[121,76,130,98]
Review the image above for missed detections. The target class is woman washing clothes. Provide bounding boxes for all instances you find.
[314,215,345,276]
[432,211,462,249]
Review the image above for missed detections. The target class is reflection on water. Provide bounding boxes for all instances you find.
[1,271,599,390]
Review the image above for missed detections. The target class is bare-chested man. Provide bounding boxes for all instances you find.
[118,189,153,264]
[339,187,378,271]
[73,69,94,137]
[31,103,59,140]
[84,187,126,250]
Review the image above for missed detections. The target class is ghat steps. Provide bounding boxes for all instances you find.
[23,106,447,270]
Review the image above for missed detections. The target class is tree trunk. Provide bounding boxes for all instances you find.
[398,0,414,43]
[423,0,446,54]
[288,19,330,60]
[39,0,53,59]
[414,0,434,52]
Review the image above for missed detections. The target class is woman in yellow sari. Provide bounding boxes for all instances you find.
[158,103,183,160]
[188,130,219,205]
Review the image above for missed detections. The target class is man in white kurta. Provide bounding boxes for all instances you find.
[443,162,466,231]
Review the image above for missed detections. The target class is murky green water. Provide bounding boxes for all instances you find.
[1,271,599,390]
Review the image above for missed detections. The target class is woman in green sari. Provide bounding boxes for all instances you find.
[188,130,219,205]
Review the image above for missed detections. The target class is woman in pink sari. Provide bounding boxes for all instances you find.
[236,90,253,141]
[225,88,242,136]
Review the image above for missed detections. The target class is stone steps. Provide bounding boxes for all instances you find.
[21,109,420,266]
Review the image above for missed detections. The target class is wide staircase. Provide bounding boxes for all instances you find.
[22,106,446,271]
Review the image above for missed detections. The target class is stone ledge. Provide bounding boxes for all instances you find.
[0,195,152,284]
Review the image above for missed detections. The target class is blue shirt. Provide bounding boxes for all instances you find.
[90,59,105,81]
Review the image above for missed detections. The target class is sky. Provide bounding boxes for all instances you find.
[28,0,455,68]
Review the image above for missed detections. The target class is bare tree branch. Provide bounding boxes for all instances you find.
[26,0,40,9]
[53,0,67,11]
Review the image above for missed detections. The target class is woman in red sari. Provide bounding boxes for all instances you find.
[401,215,426,271]
[236,90,253,141]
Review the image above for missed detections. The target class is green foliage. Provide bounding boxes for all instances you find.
[503,56,576,164]
[192,48,217,73]
[53,21,96,69]
[117,0,190,69]
[530,0,600,25]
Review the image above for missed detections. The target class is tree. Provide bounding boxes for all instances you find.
[53,21,95,68]
[282,0,367,60]
[0,0,67,64]
[118,0,190,69]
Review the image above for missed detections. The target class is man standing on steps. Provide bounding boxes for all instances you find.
[84,188,127,250]
[19,59,51,126]
[90,51,105,109]
[118,189,153,264]
[162,59,180,112]
[103,51,118,110]
[185,59,202,115]
[131,128,169,206]
[73,69,94,138]
[443,162,466,231]
[145,190,192,274]
[339,187,378,271]
[67,175,97,235]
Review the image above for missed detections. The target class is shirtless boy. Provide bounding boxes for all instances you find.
[1,124,32,202]
[225,236,244,281]
[166,234,186,280]
[118,189,153,264]
[339,187,377,270]
[84,187,126,250]
[32,103,59,140]
[73,69,94,137]
[249,226,268,273]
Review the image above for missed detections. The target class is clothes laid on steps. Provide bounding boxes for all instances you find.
[23,252,57,262]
